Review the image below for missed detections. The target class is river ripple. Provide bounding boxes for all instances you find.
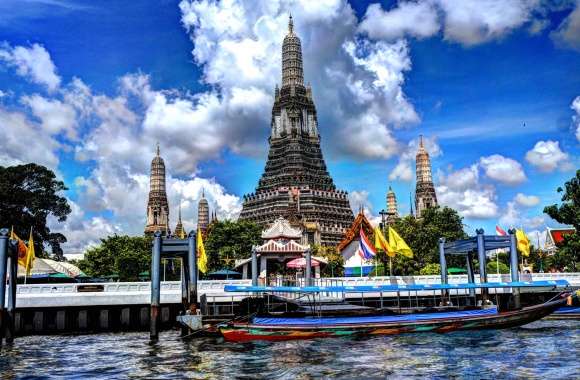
[0,320,578,379]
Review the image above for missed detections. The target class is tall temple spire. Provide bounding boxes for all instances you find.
[282,13,304,88]
[415,135,438,218]
[386,186,399,225]
[197,189,210,235]
[239,15,354,246]
[145,145,170,235]
[174,202,185,238]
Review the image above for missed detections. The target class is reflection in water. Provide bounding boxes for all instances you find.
[0,320,578,379]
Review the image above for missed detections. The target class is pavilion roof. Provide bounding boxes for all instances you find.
[261,216,302,239]
[546,226,576,247]
[256,238,308,254]
[337,210,374,251]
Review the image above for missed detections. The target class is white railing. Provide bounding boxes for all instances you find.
[11,273,578,308]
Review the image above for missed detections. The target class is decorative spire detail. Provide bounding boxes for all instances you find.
[288,13,293,34]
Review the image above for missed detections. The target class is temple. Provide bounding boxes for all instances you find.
[238,15,354,246]
[144,144,170,236]
[173,204,186,239]
[197,189,210,235]
[415,136,438,218]
[386,186,399,225]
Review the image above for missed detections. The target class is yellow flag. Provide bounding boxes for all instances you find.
[516,229,530,257]
[10,227,29,268]
[388,227,413,258]
[196,228,208,273]
[373,226,394,257]
[26,229,36,275]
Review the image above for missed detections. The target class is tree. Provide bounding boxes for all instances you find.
[0,164,71,259]
[419,263,441,275]
[544,170,580,271]
[204,220,262,274]
[312,245,344,277]
[78,235,153,281]
[391,206,467,275]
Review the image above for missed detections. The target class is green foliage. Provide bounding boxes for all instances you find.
[487,260,510,274]
[0,163,71,259]
[419,263,441,276]
[78,235,152,281]
[543,170,580,271]
[312,245,344,277]
[204,220,262,274]
[391,206,467,275]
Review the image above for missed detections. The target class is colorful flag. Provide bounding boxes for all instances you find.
[10,227,29,268]
[357,228,377,260]
[196,228,208,273]
[516,229,530,257]
[388,227,413,258]
[26,229,36,275]
[496,225,507,236]
[373,226,394,257]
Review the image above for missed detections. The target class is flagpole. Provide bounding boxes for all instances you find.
[389,257,393,277]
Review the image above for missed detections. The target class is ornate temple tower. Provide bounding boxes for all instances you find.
[197,189,210,235]
[145,145,170,235]
[238,15,354,246]
[386,186,399,225]
[173,204,185,238]
[415,136,438,218]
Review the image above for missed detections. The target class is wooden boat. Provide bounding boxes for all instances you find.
[218,281,574,342]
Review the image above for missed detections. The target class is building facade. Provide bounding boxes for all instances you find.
[415,136,438,218]
[145,145,170,236]
[238,15,354,246]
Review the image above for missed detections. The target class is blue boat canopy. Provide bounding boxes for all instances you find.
[224,280,569,293]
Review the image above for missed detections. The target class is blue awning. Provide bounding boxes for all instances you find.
[224,279,569,293]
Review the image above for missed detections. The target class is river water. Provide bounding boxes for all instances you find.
[0,320,578,379]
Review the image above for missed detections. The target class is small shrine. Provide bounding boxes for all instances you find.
[235,217,326,281]
[337,210,375,276]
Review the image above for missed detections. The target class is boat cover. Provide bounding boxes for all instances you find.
[252,307,498,326]
[225,280,569,293]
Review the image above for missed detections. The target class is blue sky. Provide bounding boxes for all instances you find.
[0,0,579,253]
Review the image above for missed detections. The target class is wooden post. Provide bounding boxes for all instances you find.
[187,231,197,308]
[150,231,162,341]
[305,248,312,286]
[5,252,17,342]
[476,229,488,302]
[0,228,9,346]
[251,247,258,287]
[509,229,521,308]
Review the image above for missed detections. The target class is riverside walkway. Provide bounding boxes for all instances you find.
[14,272,580,308]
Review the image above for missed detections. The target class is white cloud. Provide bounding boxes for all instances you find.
[359,2,440,40]
[389,136,442,182]
[572,95,580,142]
[437,165,499,219]
[348,190,380,226]
[479,154,526,185]
[437,0,539,46]
[525,140,571,172]
[514,192,540,207]
[0,43,61,92]
[0,107,60,169]
[499,200,545,229]
[21,94,78,139]
[551,2,580,51]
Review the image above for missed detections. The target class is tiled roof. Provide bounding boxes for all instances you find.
[261,217,302,239]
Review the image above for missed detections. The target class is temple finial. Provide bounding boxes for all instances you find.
[419,135,424,148]
[156,142,160,156]
[288,13,293,34]
[202,187,205,199]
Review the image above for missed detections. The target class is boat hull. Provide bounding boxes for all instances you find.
[219,295,569,342]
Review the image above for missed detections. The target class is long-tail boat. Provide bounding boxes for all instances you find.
[218,280,574,342]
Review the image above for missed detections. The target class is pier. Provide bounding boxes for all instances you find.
[6,272,579,336]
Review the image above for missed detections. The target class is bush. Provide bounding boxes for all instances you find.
[486,261,510,274]
[419,263,441,275]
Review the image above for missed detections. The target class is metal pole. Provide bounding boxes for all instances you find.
[438,238,447,284]
[0,228,9,346]
[305,248,312,286]
[466,253,475,299]
[509,229,520,308]
[187,231,197,309]
[476,229,488,302]
[6,252,17,343]
[251,247,258,287]
[150,231,162,341]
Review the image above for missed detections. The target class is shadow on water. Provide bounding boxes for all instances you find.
[0,320,578,379]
